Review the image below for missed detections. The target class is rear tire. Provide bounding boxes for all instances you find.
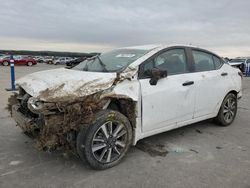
[77,110,132,170]
[215,93,237,126]
[27,61,33,66]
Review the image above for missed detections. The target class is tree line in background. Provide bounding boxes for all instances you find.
[0,50,99,57]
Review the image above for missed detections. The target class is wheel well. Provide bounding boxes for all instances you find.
[228,90,238,97]
[107,99,136,128]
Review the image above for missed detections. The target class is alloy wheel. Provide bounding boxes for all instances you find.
[223,97,236,124]
[91,121,128,163]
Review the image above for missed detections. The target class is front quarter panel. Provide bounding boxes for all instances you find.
[100,78,142,145]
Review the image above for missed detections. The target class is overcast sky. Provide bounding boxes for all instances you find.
[0,0,250,57]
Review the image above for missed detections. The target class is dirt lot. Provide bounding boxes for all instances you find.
[0,64,250,188]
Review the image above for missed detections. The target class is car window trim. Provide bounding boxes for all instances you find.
[138,47,191,79]
[212,55,224,70]
[189,47,224,72]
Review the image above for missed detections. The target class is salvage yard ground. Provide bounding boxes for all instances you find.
[0,64,250,188]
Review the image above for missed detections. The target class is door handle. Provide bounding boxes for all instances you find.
[221,72,228,76]
[182,81,194,86]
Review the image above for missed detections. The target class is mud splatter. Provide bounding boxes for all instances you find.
[195,129,203,134]
[5,93,19,114]
[136,141,168,157]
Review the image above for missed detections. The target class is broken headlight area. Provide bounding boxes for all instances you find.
[27,97,58,115]
[28,97,44,112]
[9,89,38,119]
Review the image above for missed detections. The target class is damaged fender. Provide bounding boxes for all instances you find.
[9,67,141,150]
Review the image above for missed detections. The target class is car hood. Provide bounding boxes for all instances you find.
[16,68,117,102]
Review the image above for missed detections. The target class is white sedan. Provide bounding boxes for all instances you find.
[11,44,242,169]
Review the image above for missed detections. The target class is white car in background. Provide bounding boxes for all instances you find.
[10,44,242,169]
[53,57,75,65]
[44,56,55,64]
[229,57,250,72]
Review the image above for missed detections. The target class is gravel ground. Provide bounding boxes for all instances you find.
[0,64,249,188]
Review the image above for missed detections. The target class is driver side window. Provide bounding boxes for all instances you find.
[140,49,188,78]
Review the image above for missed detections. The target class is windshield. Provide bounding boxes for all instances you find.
[73,49,149,72]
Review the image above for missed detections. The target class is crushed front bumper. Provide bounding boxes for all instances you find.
[12,104,41,133]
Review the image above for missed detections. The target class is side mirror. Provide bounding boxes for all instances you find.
[149,68,167,85]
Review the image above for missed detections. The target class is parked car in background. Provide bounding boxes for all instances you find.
[0,55,10,60]
[10,45,242,169]
[229,57,250,72]
[34,56,45,63]
[0,55,37,66]
[44,56,55,64]
[53,57,75,65]
[66,57,87,67]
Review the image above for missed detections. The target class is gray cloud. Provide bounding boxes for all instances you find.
[0,0,250,56]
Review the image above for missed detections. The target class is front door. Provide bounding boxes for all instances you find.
[139,48,196,133]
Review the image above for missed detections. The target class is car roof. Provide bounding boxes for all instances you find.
[120,44,223,58]
[121,44,161,50]
[120,44,201,51]
[125,44,223,69]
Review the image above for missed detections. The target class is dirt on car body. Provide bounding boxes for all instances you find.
[7,68,138,152]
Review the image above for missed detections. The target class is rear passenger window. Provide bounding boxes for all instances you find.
[213,56,223,69]
[192,50,215,72]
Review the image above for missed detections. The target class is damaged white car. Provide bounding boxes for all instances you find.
[9,45,242,169]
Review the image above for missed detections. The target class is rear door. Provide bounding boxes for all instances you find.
[190,49,227,118]
[139,48,196,133]
[19,56,27,65]
[13,56,22,65]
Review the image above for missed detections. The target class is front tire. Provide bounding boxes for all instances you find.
[77,110,132,170]
[215,93,237,126]
[2,61,9,66]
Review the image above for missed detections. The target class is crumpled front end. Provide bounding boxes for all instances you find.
[8,67,140,151]
[10,87,109,151]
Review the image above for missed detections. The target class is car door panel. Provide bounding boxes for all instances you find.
[20,59,26,65]
[140,74,196,132]
[191,50,228,118]
[14,56,20,65]
[139,48,196,133]
[192,71,221,117]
